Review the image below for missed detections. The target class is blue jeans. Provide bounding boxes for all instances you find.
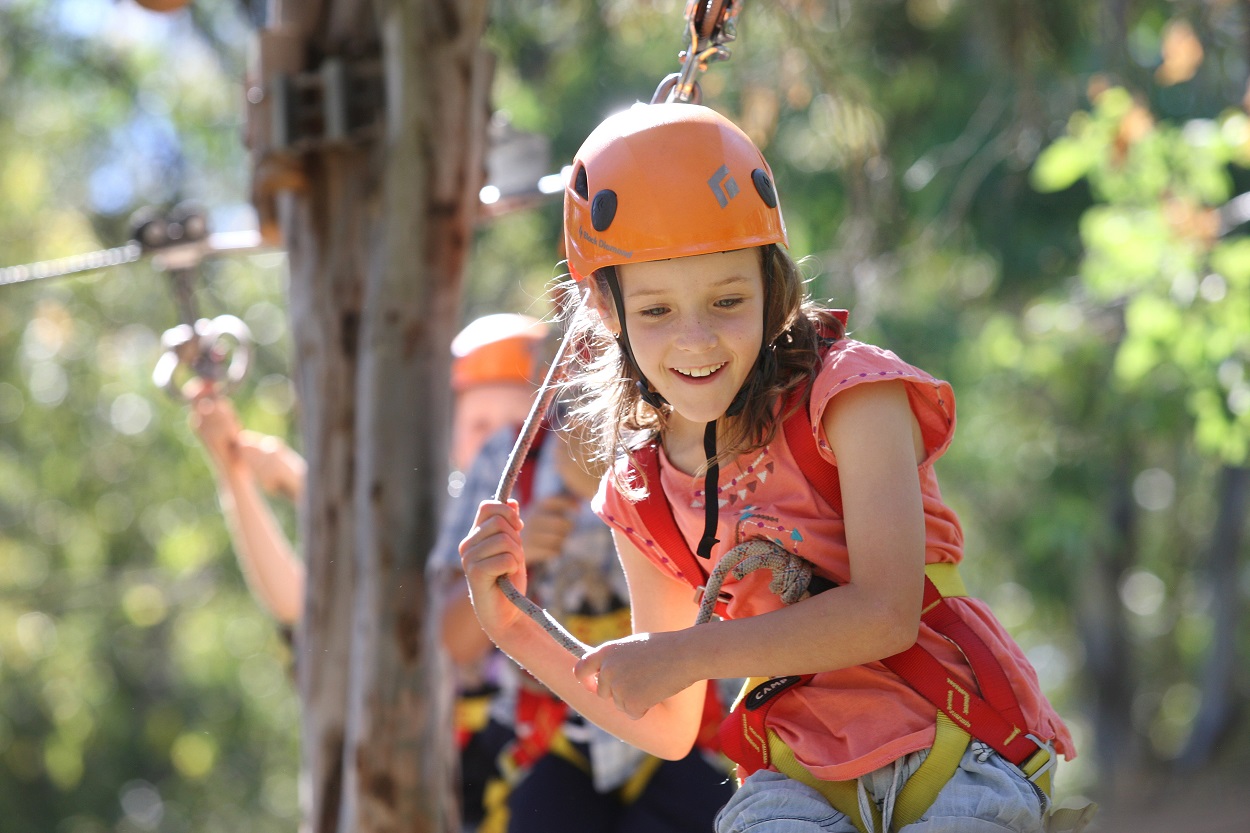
[715,741,1049,833]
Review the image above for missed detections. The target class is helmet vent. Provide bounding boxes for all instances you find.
[752,169,778,209]
[591,190,618,232]
[573,164,589,200]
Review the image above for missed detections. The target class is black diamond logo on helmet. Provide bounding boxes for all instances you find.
[708,165,739,208]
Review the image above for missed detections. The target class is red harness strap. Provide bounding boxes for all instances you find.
[631,443,732,619]
[513,420,548,508]
[509,685,570,769]
[625,378,1042,777]
[716,673,814,773]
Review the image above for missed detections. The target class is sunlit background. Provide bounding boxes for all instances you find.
[2,0,1248,831]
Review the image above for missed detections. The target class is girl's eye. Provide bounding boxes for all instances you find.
[639,306,669,318]
[715,297,745,309]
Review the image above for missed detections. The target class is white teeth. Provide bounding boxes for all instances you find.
[676,363,724,378]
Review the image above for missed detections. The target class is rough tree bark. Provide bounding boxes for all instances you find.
[342,1,492,830]
[265,1,493,830]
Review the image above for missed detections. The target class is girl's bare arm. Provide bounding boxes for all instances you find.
[460,501,707,760]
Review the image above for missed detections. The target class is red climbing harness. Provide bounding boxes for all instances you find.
[624,341,1052,782]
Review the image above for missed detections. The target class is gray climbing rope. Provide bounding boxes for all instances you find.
[694,539,813,626]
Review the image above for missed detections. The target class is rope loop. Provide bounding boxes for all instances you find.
[696,538,813,625]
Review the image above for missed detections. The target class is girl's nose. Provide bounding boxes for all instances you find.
[673,313,717,351]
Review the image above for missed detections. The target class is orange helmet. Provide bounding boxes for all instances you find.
[450,313,548,391]
[564,103,787,282]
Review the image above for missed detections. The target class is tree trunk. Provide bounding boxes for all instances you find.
[274,1,492,830]
[284,149,368,833]
[1175,464,1249,771]
[1076,448,1141,802]
[342,1,491,831]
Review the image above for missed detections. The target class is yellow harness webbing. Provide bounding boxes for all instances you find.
[744,564,1055,833]
[765,713,971,833]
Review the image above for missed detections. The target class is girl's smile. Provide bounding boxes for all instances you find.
[673,362,726,379]
[612,248,765,434]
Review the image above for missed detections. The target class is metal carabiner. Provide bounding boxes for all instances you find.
[152,314,253,401]
[653,0,742,104]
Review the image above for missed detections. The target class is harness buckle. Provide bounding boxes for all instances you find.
[692,585,732,607]
[1023,733,1056,785]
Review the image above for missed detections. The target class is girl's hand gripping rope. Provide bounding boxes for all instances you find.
[479,334,593,658]
[458,500,531,635]
[460,497,593,657]
[573,631,695,720]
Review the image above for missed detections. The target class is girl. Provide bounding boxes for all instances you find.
[460,103,1084,833]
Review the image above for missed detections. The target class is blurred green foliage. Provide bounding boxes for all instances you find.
[2,0,1249,828]
[1034,85,1250,462]
[1,2,300,831]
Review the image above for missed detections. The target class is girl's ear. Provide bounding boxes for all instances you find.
[583,283,620,337]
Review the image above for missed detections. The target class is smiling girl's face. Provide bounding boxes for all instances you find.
[608,248,765,437]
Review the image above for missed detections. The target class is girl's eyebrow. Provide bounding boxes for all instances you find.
[625,275,754,298]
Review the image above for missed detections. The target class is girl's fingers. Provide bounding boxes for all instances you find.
[460,500,529,598]
[470,499,523,532]
[573,653,602,694]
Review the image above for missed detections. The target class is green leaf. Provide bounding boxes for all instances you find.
[1031,137,1092,192]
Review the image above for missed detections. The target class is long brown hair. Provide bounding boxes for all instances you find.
[556,243,845,497]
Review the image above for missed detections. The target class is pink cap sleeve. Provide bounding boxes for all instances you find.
[810,340,956,467]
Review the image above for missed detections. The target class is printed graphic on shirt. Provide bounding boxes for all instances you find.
[691,448,772,510]
[735,507,805,555]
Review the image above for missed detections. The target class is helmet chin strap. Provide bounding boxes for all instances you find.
[698,420,721,559]
[699,349,767,560]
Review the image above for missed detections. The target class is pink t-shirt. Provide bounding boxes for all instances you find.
[594,338,1075,782]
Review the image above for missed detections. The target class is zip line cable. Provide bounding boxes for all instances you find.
[0,242,144,287]
[0,230,270,288]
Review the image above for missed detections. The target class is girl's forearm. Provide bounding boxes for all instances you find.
[439,581,497,665]
[489,614,706,760]
[671,582,922,683]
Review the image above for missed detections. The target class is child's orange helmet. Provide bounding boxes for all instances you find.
[564,103,787,281]
[450,313,548,391]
